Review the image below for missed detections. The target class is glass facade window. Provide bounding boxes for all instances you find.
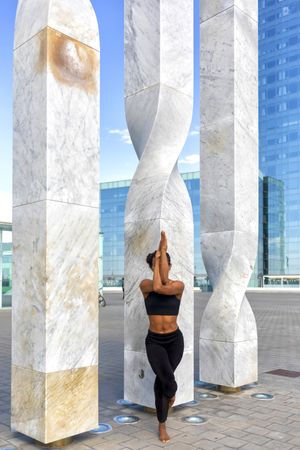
[101,172,268,289]
[1,228,12,308]
[249,173,265,287]
[259,0,300,276]
[263,177,285,274]
[100,181,129,287]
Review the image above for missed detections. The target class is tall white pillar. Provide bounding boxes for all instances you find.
[124,0,194,407]
[199,0,258,387]
[12,0,100,443]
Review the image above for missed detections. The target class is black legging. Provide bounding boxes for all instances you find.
[145,327,184,423]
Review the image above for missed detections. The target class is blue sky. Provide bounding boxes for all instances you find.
[0,0,200,201]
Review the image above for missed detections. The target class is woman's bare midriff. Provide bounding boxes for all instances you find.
[148,315,178,333]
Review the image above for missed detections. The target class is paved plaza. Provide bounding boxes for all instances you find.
[1,291,300,450]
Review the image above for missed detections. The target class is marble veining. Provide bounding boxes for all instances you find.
[124,0,194,407]
[13,27,99,208]
[11,365,98,443]
[14,0,100,50]
[12,0,100,443]
[200,0,258,24]
[125,0,193,97]
[12,202,99,372]
[200,339,258,387]
[199,2,258,387]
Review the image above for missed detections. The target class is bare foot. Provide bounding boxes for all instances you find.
[168,394,175,409]
[159,422,170,443]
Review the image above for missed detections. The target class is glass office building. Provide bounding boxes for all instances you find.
[0,226,12,308]
[263,176,285,275]
[259,0,300,276]
[101,172,271,288]
[100,172,210,289]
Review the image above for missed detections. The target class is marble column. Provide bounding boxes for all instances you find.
[199,0,258,387]
[12,0,100,443]
[124,0,194,407]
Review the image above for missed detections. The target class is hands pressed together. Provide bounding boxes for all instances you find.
[155,231,167,260]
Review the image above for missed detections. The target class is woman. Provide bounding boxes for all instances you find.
[139,231,184,443]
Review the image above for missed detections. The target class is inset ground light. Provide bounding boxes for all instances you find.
[116,399,137,407]
[197,392,218,400]
[251,393,274,400]
[113,415,140,424]
[177,399,199,408]
[89,423,112,434]
[182,416,207,424]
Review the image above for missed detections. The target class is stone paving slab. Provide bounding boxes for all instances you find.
[1,292,300,449]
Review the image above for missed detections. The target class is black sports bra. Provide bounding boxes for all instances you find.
[144,291,181,316]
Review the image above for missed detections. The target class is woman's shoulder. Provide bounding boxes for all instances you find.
[139,279,153,298]
[168,279,185,289]
[139,278,153,288]
[168,279,184,300]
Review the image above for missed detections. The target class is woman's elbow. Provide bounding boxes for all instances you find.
[153,285,162,293]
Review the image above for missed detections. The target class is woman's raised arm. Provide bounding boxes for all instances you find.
[159,231,169,285]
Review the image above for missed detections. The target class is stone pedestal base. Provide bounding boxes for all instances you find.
[35,437,72,448]
[218,386,241,394]
[11,365,98,444]
[125,350,193,408]
[144,406,156,415]
[200,338,258,387]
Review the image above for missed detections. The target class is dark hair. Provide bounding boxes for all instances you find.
[146,251,171,269]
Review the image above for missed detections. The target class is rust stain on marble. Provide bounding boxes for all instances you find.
[38,27,99,94]
[46,366,98,442]
[11,365,98,443]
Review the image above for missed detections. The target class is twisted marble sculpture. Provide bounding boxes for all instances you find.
[199,1,258,387]
[12,0,100,443]
[124,0,194,407]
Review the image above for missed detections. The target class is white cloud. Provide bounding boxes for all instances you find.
[179,154,200,165]
[109,128,132,145]
[0,191,12,223]
[189,126,200,137]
